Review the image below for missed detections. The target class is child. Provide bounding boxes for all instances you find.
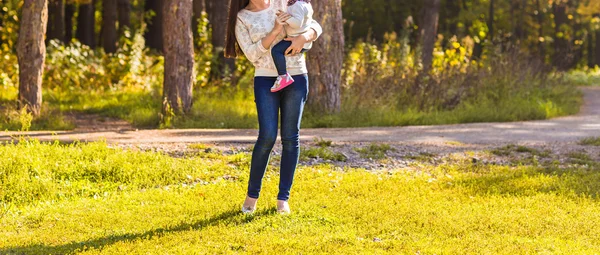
[270,0,314,92]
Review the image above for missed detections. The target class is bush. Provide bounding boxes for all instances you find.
[303,36,581,128]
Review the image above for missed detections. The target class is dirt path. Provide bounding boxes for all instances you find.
[1,87,599,145]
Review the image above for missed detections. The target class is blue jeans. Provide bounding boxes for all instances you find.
[272,40,309,76]
[247,74,309,201]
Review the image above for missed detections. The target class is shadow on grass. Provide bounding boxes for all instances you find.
[1,207,277,255]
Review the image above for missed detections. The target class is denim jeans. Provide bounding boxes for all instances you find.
[271,40,309,76]
[247,74,309,201]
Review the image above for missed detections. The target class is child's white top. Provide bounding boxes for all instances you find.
[235,0,322,77]
[285,1,314,50]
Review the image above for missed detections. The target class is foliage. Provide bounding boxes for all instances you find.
[563,67,600,86]
[0,1,21,52]
[2,142,600,253]
[45,30,162,91]
[194,11,213,88]
[303,38,582,128]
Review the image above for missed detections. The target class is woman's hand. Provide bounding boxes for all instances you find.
[260,11,291,50]
[272,11,291,34]
[284,28,316,55]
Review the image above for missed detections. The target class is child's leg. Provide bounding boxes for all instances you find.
[271,40,293,76]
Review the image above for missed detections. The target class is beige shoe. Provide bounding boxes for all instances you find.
[242,196,258,214]
[277,200,291,214]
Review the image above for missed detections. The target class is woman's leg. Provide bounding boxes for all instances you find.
[247,76,280,199]
[277,74,309,201]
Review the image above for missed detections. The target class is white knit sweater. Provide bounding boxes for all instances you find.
[235,0,322,77]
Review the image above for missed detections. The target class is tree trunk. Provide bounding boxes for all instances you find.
[163,0,194,115]
[552,1,569,70]
[65,3,75,43]
[510,0,515,41]
[571,18,583,68]
[517,0,527,41]
[307,0,344,113]
[102,0,118,53]
[118,0,131,35]
[145,0,164,52]
[488,0,495,42]
[596,18,600,67]
[445,0,460,36]
[588,29,594,68]
[17,0,49,117]
[419,0,441,74]
[206,0,235,79]
[537,0,545,61]
[76,1,96,48]
[192,0,205,39]
[47,0,65,43]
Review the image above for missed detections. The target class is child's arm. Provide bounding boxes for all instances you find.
[285,4,308,29]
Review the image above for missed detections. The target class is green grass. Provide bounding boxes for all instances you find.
[2,141,600,253]
[405,152,437,162]
[579,137,600,146]
[0,87,74,131]
[567,151,597,166]
[354,143,394,159]
[313,137,333,147]
[300,146,347,162]
[490,144,550,158]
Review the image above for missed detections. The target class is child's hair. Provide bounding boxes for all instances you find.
[287,0,311,6]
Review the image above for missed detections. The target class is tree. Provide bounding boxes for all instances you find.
[536,0,546,60]
[515,0,527,42]
[419,0,441,74]
[17,0,49,116]
[102,0,118,53]
[145,0,164,51]
[307,0,344,113]
[206,0,235,79]
[440,0,461,37]
[47,0,65,43]
[76,0,96,48]
[193,0,205,40]
[65,2,75,43]
[588,26,594,67]
[596,17,600,67]
[578,1,600,66]
[163,0,194,114]
[488,0,495,42]
[552,0,570,70]
[118,0,131,36]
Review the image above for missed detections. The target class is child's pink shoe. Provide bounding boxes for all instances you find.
[271,73,295,92]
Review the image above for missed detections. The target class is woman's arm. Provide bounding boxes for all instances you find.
[234,14,291,62]
[261,13,291,49]
[284,20,322,55]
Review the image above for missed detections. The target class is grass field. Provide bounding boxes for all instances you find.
[1,140,600,254]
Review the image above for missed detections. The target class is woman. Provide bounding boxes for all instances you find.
[225,0,322,214]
